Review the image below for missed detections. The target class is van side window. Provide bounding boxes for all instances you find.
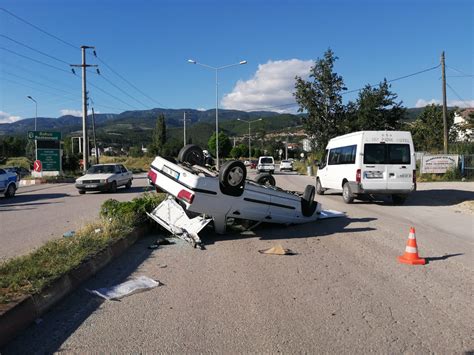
[328,145,357,165]
[320,150,328,169]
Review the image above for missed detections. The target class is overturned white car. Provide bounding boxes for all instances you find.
[147,145,341,247]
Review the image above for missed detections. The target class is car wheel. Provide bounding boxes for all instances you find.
[342,182,354,204]
[316,178,325,195]
[110,181,117,193]
[254,173,276,186]
[78,190,86,195]
[5,184,16,198]
[301,185,317,217]
[219,160,246,196]
[125,180,132,189]
[392,194,407,205]
[178,144,204,166]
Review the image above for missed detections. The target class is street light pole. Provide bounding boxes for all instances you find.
[188,59,247,170]
[27,96,37,131]
[237,118,262,161]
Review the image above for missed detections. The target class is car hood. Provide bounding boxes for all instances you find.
[76,173,114,182]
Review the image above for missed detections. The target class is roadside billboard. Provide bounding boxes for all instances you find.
[421,154,459,174]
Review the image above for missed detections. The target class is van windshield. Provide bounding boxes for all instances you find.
[364,144,410,164]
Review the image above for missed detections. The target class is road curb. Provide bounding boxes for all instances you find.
[0,225,151,348]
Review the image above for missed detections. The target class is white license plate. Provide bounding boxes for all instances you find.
[85,184,97,188]
[364,171,383,179]
[162,165,180,180]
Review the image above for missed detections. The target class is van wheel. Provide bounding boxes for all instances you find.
[392,194,407,205]
[219,160,246,196]
[178,144,204,166]
[342,182,354,204]
[316,178,325,195]
[254,173,276,186]
[5,184,16,198]
[301,185,317,217]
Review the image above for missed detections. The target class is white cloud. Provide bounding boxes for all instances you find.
[197,107,207,111]
[0,111,23,124]
[415,98,474,108]
[221,59,313,113]
[60,109,98,116]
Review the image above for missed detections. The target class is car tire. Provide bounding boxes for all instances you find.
[110,181,117,193]
[342,182,354,204]
[301,185,317,217]
[125,180,132,189]
[316,178,325,195]
[78,190,86,195]
[254,173,276,186]
[5,184,16,198]
[178,144,204,166]
[392,194,407,205]
[219,160,246,196]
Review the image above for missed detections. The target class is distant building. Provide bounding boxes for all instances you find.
[302,138,312,152]
[454,108,473,142]
[141,144,148,153]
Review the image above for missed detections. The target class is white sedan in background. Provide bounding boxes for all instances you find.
[75,163,133,194]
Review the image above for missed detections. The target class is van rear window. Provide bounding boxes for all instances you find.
[260,158,273,164]
[364,144,410,164]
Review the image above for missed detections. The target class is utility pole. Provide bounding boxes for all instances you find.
[285,133,289,160]
[441,51,448,154]
[91,106,99,164]
[71,46,97,172]
[183,112,187,147]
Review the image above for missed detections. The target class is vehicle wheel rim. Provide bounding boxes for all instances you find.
[228,167,243,186]
[343,186,349,198]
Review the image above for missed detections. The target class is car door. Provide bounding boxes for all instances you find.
[119,165,129,185]
[0,169,6,191]
[317,150,329,188]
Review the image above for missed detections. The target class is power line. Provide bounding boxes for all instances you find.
[446,82,471,107]
[88,79,139,110]
[0,77,79,103]
[343,64,441,95]
[0,8,78,51]
[0,34,71,65]
[446,65,472,77]
[3,70,77,96]
[90,70,150,108]
[1,47,73,74]
[95,55,168,108]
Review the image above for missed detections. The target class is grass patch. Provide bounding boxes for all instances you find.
[0,192,165,304]
[98,156,154,173]
[293,160,318,176]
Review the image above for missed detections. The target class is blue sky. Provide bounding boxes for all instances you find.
[1,0,473,123]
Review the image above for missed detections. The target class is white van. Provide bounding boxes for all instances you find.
[316,131,416,204]
[257,156,275,174]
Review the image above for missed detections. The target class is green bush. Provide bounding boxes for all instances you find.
[100,192,165,227]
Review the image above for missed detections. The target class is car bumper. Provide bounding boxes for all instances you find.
[75,182,111,191]
[349,182,415,195]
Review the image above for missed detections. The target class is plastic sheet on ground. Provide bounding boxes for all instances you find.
[87,276,161,300]
[318,209,345,219]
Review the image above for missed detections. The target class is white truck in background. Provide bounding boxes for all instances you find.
[316,131,416,205]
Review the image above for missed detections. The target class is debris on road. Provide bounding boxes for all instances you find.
[63,230,75,238]
[147,197,212,249]
[317,210,346,219]
[148,238,173,250]
[87,276,161,300]
[259,245,295,255]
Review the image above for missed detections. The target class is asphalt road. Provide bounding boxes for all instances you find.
[2,169,473,353]
[0,174,150,262]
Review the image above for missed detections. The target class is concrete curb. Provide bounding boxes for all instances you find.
[0,225,151,347]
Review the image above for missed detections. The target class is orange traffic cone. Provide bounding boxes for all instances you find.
[397,227,426,265]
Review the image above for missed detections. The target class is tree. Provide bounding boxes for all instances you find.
[352,79,406,131]
[409,104,455,152]
[230,146,242,159]
[294,48,347,151]
[149,114,167,155]
[208,132,232,158]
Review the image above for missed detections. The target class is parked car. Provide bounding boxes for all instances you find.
[316,131,416,205]
[280,160,293,172]
[257,156,275,173]
[0,168,18,198]
[4,166,30,180]
[75,163,133,194]
[147,145,321,241]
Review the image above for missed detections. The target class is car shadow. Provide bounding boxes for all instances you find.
[1,234,158,354]
[425,253,464,264]
[323,189,474,207]
[0,193,69,207]
[201,217,377,246]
